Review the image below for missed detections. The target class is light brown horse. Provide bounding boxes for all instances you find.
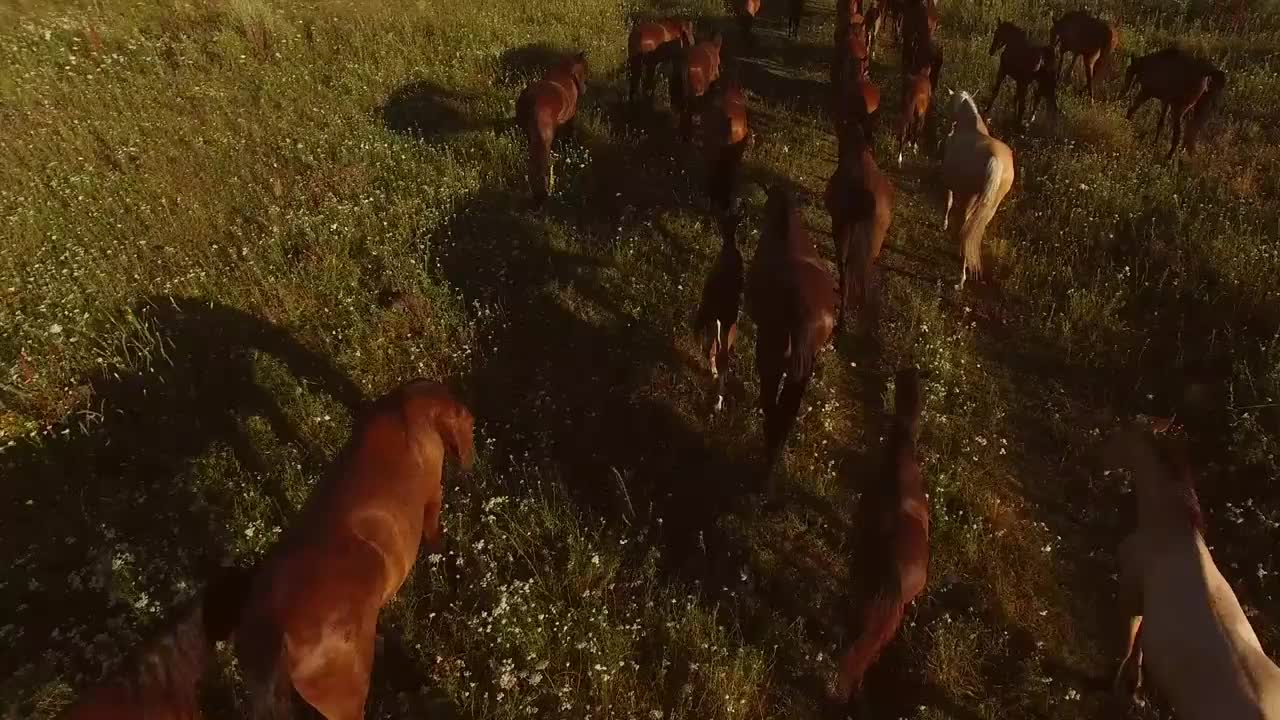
[832,368,929,707]
[1050,10,1118,99]
[703,77,751,215]
[627,19,693,106]
[516,52,588,209]
[746,186,838,483]
[694,215,745,413]
[985,21,1059,127]
[941,91,1014,289]
[1122,47,1226,160]
[897,66,932,166]
[59,565,254,720]
[1105,425,1280,719]
[674,33,723,141]
[825,125,894,328]
[235,381,474,720]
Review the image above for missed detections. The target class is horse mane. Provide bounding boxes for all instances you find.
[952,92,989,135]
[762,188,809,257]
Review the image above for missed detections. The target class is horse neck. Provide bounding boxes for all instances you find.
[1132,448,1203,536]
[955,103,990,136]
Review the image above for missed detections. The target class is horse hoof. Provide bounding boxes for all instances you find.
[713,396,725,413]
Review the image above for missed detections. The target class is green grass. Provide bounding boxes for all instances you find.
[2,0,1279,718]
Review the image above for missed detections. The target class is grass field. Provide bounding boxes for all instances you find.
[2,0,1279,717]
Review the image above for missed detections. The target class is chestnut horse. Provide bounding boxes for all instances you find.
[694,215,745,413]
[1050,10,1117,99]
[746,186,838,482]
[59,565,254,720]
[825,125,894,328]
[1122,47,1226,159]
[674,33,723,141]
[1105,425,1280,718]
[235,381,474,720]
[832,368,929,706]
[703,77,751,215]
[516,52,588,209]
[985,21,1058,127]
[941,91,1015,289]
[832,10,869,91]
[897,65,932,166]
[628,19,693,106]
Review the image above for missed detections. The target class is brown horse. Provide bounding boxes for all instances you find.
[787,0,807,38]
[628,19,693,106]
[863,2,883,60]
[703,77,751,215]
[832,368,929,706]
[941,91,1015,289]
[746,186,838,482]
[674,34,723,141]
[516,52,588,209]
[825,125,894,328]
[1050,10,1118,99]
[1122,47,1226,159]
[836,72,882,153]
[737,0,762,43]
[694,216,745,413]
[59,566,254,720]
[1105,425,1280,718]
[235,381,474,719]
[832,10,869,91]
[897,66,932,166]
[900,0,939,76]
[985,21,1059,127]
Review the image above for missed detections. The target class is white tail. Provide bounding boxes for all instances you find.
[960,156,1004,278]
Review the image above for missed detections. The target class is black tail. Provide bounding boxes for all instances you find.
[708,139,749,215]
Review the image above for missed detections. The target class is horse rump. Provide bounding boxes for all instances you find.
[834,562,906,703]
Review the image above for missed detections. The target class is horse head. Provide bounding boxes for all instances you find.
[680,20,695,47]
[401,381,476,470]
[569,51,588,95]
[989,20,1012,55]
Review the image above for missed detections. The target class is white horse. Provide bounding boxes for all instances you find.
[1106,425,1280,719]
[940,90,1014,290]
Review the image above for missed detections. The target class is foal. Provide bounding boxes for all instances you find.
[702,77,751,215]
[833,368,929,706]
[985,21,1058,127]
[694,215,745,413]
[941,91,1015,290]
[60,566,254,720]
[628,19,693,106]
[825,126,894,329]
[1050,10,1118,100]
[516,52,588,209]
[1122,48,1226,160]
[675,33,724,141]
[1106,426,1280,718]
[235,381,474,720]
[746,187,838,482]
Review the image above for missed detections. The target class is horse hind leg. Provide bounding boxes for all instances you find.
[292,618,377,720]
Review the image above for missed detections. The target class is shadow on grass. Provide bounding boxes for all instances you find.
[377,80,504,141]
[0,297,364,714]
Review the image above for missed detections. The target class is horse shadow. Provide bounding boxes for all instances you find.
[376,80,503,141]
[496,43,572,88]
[0,297,364,714]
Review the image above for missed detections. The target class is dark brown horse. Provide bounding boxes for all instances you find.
[746,187,838,482]
[703,77,751,215]
[59,566,254,720]
[674,33,723,141]
[863,2,883,60]
[1122,47,1226,159]
[694,216,745,413]
[985,21,1059,126]
[900,0,939,77]
[896,65,932,166]
[825,125,894,328]
[235,381,474,719]
[628,19,693,106]
[832,368,929,706]
[737,0,762,43]
[516,52,588,208]
[787,0,807,38]
[1050,10,1118,99]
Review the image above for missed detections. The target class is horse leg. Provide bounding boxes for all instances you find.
[527,121,553,209]
[1151,102,1169,147]
[1013,81,1030,127]
[645,59,659,105]
[628,56,641,104]
[1114,534,1145,703]
[292,616,377,720]
[942,189,953,230]
[1167,107,1187,161]
[833,216,852,327]
[423,497,444,555]
[984,69,1006,117]
[769,372,813,468]
[1125,89,1151,120]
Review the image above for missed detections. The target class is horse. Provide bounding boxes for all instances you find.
[1050,10,1118,100]
[737,0,761,43]
[985,21,1059,127]
[832,9,869,91]
[832,24,879,145]
[745,186,838,485]
[1105,425,1280,718]
[703,76,751,215]
[900,0,939,77]
[627,19,693,106]
[832,368,929,707]
[940,91,1015,290]
[787,0,807,39]
[825,124,894,329]
[897,64,932,166]
[674,33,723,141]
[1121,47,1226,160]
[59,565,254,720]
[694,215,745,413]
[863,2,883,60]
[516,52,588,209]
[234,380,474,720]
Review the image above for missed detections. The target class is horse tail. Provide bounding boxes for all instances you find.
[960,155,1004,279]
[1095,29,1117,91]
[786,298,819,381]
[516,92,551,204]
[836,564,906,700]
[1121,55,1141,98]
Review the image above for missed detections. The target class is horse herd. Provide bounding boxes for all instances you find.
[57,2,1276,719]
